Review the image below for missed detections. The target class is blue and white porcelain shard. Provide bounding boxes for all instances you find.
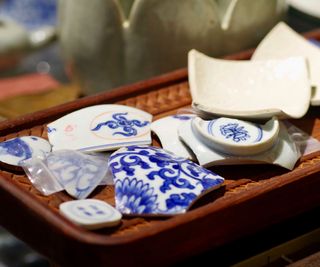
[192,117,279,156]
[59,199,122,230]
[109,146,225,216]
[151,114,196,160]
[178,118,300,170]
[251,22,320,106]
[0,136,51,167]
[46,150,109,199]
[188,49,311,119]
[47,104,152,152]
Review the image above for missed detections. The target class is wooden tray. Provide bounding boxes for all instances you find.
[1,29,320,267]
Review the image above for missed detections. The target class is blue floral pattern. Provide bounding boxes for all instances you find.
[115,177,158,214]
[46,151,108,199]
[220,123,250,142]
[91,112,150,137]
[109,146,224,215]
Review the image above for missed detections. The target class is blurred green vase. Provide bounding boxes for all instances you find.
[58,0,287,95]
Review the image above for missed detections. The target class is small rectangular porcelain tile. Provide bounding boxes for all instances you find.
[60,199,122,230]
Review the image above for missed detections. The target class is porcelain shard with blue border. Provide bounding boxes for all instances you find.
[109,145,225,216]
[192,117,279,156]
[47,104,153,152]
[0,136,51,167]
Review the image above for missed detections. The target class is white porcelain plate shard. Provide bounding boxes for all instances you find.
[60,199,122,230]
[178,119,300,170]
[188,49,311,119]
[252,22,320,106]
[47,104,152,152]
[109,146,225,216]
[192,117,279,156]
[0,136,51,167]
[151,114,196,159]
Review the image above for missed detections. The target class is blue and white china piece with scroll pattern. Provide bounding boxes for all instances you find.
[192,117,279,156]
[47,104,152,152]
[60,199,122,230]
[0,136,51,167]
[151,114,196,160]
[46,150,109,199]
[178,118,300,170]
[109,146,225,216]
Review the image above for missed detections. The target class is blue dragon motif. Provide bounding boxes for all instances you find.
[91,112,150,137]
[220,123,250,142]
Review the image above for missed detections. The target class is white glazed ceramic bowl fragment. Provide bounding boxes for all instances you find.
[188,49,311,119]
[252,22,320,106]
[192,117,279,156]
[151,114,196,159]
[47,104,152,152]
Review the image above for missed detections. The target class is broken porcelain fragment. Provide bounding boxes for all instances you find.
[46,150,109,199]
[60,199,122,230]
[151,114,196,159]
[0,136,51,167]
[109,145,224,216]
[47,104,152,152]
[188,49,310,119]
[252,22,320,106]
[178,117,300,170]
[192,117,279,156]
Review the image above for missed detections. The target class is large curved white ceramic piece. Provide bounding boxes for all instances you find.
[252,22,320,106]
[188,49,311,119]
